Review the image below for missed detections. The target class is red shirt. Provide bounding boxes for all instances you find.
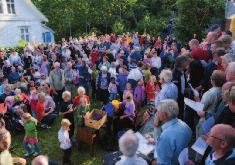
[145,81,160,100]
[91,51,99,64]
[36,101,45,122]
[73,95,90,107]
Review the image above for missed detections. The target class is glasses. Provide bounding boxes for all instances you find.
[205,133,224,142]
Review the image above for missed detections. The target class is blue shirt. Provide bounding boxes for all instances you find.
[155,82,178,107]
[205,150,235,165]
[154,118,192,165]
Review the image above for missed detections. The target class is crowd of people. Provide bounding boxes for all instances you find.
[0,25,235,165]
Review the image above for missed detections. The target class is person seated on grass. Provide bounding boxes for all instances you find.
[0,129,26,165]
[36,92,56,128]
[115,130,147,165]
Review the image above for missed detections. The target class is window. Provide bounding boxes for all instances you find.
[6,0,15,14]
[0,0,3,14]
[20,26,30,42]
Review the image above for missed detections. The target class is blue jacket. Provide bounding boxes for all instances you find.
[117,73,128,92]
[8,72,20,84]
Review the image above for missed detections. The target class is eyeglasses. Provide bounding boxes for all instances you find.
[205,133,224,142]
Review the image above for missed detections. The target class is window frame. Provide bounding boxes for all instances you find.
[6,0,15,14]
[0,0,3,14]
[19,26,30,42]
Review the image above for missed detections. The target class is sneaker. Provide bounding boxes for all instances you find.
[33,152,40,157]
[24,153,32,157]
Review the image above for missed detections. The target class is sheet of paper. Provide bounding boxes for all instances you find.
[178,148,188,165]
[135,132,155,156]
[184,98,204,113]
[202,117,215,134]
[191,137,208,155]
[189,84,199,97]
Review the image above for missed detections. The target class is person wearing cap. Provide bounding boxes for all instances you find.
[96,66,111,104]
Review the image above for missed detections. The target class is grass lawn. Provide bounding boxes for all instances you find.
[10,100,108,165]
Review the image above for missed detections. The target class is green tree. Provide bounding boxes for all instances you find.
[175,0,225,43]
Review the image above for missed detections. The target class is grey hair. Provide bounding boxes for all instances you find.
[159,69,173,83]
[174,55,190,70]
[157,99,179,119]
[77,86,86,95]
[119,130,139,157]
[222,53,235,63]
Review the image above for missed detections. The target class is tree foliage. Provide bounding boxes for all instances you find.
[32,0,225,42]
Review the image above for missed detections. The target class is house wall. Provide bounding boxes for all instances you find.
[0,0,54,47]
[0,20,48,47]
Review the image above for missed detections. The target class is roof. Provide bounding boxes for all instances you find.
[23,0,48,22]
[225,0,235,19]
[41,24,55,33]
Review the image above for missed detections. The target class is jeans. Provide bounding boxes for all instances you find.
[41,113,57,125]
[23,141,40,154]
[109,93,117,101]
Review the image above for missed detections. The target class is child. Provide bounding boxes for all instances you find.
[123,83,133,101]
[58,119,72,165]
[74,98,90,127]
[108,77,117,101]
[145,75,160,105]
[22,113,40,157]
[134,79,145,114]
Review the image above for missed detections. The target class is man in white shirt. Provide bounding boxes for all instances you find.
[116,130,148,165]
[127,63,143,89]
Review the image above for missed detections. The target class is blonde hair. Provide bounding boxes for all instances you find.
[62,91,71,100]
[61,118,71,126]
[38,92,46,102]
[23,113,38,125]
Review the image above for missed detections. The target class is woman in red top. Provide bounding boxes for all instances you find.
[36,92,56,126]
[145,75,160,104]
[73,87,90,108]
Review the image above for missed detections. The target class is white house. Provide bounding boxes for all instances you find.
[0,0,54,47]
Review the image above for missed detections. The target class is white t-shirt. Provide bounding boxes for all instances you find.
[150,56,161,69]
